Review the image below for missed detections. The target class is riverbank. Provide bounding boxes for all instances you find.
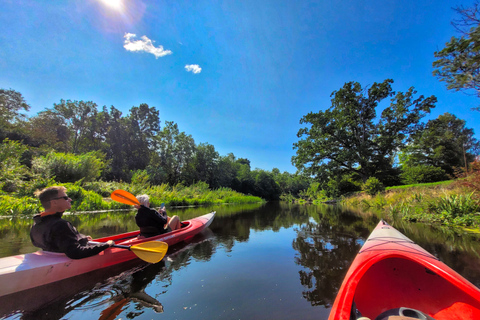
[0,181,264,216]
[341,179,480,228]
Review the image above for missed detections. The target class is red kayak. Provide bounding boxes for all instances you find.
[0,212,215,297]
[329,220,480,320]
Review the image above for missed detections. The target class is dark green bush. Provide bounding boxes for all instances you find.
[362,177,385,196]
[400,165,447,185]
[32,151,106,183]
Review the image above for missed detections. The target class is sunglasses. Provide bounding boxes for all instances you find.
[51,196,69,201]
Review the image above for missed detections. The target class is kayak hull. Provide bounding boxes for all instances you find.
[0,212,215,297]
[328,220,480,320]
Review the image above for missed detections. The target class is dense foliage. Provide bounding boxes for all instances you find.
[433,1,480,105]
[0,89,310,202]
[293,79,437,185]
[400,113,479,176]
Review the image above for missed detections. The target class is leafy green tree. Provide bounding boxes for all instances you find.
[401,113,479,176]
[253,170,281,200]
[124,103,161,172]
[190,143,220,187]
[26,110,70,152]
[103,106,128,180]
[236,160,254,194]
[0,89,30,141]
[216,153,238,188]
[272,169,311,197]
[152,121,195,185]
[433,2,480,105]
[293,79,436,184]
[51,100,99,153]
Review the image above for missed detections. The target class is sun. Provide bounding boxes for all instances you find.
[98,0,124,11]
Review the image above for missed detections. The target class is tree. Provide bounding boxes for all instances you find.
[26,110,70,151]
[103,106,128,180]
[432,1,480,105]
[216,153,238,188]
[124,103,161,172]
[152,121,195,185]
[190,143,220,187]
[50,100,99,153]
[400,112,479,176]
[292,80,436,184]
[0,89,30,140]
[253,170,281,200]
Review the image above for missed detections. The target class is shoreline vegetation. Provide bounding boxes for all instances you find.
[282,163,480,230]
[0,180,264,217]
[340,177,480,229]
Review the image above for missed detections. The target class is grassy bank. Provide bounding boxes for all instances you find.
[341,180,480,228]
[0,181,264,216]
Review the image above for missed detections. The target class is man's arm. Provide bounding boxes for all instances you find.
[53,220,111,259]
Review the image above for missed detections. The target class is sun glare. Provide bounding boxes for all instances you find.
[99,0,124,11]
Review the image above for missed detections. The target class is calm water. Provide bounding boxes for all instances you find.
[2,202,480,320]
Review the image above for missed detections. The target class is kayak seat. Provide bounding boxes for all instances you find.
[375,307,436,320]
[377,317,428,320]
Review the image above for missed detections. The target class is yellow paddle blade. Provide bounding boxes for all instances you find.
[111,189,140,206]
[130,241,168,263]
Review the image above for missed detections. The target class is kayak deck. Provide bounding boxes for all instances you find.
[355,257,480,319]
[329,220,480,320]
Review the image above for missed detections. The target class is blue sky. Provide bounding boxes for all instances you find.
[1,0,479,173]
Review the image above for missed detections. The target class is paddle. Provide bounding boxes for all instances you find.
[90,240,168,263]
[109,190,169,263]
[111,189,140,206]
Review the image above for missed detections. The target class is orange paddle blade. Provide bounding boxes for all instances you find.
[111,189,140,206]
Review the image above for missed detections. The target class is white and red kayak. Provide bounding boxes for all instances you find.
[0,212,215,297]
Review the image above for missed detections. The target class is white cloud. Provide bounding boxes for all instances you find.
[123,33,172,58]
[185,64,202,74]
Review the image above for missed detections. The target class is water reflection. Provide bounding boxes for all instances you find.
[1,229,216,320]
[2,203,480,320]
[292,205,377,307]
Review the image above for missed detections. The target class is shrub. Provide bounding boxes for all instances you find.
[0,139,29,192]
[362,177,385,196]
[131,170,151,188]
[32,151,105,183]
[400,165,447,185]
[0,195,41,216]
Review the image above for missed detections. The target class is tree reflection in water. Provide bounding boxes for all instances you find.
[292,205,378,307]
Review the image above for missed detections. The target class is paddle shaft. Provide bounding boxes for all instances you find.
[112,244,131,250]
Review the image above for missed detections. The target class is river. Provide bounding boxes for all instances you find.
[1,202,480,320]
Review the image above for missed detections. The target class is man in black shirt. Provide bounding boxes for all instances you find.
[30,186,114,259]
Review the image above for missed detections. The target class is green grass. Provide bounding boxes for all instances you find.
[386,180,453,190]
[342,180,480,228]
[0,181,264,216]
